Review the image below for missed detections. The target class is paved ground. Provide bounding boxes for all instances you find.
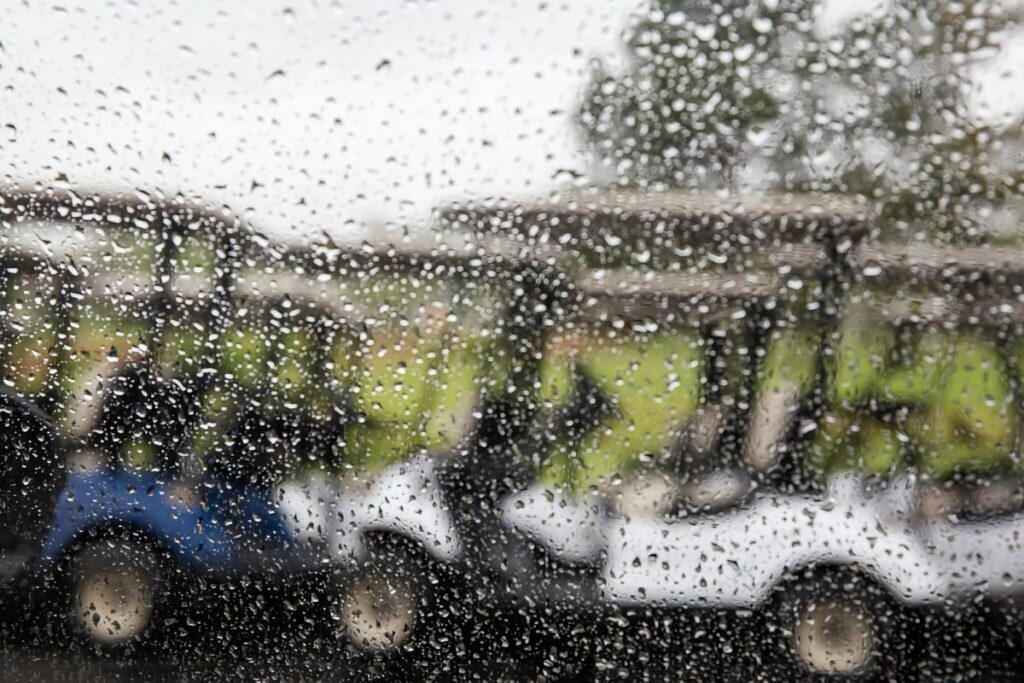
[1,601,1022,681]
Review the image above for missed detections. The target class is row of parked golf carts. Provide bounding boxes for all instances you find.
[0,187,1022,676]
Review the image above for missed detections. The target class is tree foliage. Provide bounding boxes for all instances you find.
[580,0,1024,241]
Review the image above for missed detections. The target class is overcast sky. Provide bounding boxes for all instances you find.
[1,0,639,244]
[2,0,1023,245]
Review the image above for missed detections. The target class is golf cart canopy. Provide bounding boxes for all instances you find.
[440,191,871,324]
[847,242,1024,328]
[0,186,248,252]
[439,190,871,268]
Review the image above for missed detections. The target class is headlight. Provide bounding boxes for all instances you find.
[968,479,1022,518]
[608,472,680,519]
[168,481,199,511]
[66,448,106,474]
[916,484,961,521]
[682,468,751,513]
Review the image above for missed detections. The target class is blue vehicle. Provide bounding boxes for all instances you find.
[0,189,472,657]
[0,190,336,651]
[34,450,323,649]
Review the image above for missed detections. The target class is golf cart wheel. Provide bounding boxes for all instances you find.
[66,534,164,652]
[770,567,900,679]
[334,537,460,671]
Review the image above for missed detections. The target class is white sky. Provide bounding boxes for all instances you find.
[1,0,637,244]
[2,0,1022,245]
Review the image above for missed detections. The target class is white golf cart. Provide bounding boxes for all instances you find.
[445,191,1024,677]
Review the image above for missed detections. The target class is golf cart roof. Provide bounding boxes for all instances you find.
[0,186,248,248]
[848,242,1024,329]
[439,190,871,250]
[576,269,781,301]
[439,190,866,323]
[570,270,786,325]
[0,186,250,306]
[852,242,1024,282]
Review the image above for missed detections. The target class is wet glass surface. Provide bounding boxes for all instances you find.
[3,1,1024,680]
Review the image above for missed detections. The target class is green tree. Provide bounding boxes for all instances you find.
[579,0,1024,241]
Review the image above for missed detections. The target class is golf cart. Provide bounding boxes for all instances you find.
[0,188,355,651]
[0,187,546,665]
[440,190,1024,677]
[260,237,558,663]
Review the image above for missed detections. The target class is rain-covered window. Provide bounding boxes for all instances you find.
[1,0,1024,679]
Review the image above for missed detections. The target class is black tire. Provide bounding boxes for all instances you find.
[331,536,464,677]
[65,534,167,654]
[765,567,904,680]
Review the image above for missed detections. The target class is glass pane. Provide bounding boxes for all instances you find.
[6,0,1024,677]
